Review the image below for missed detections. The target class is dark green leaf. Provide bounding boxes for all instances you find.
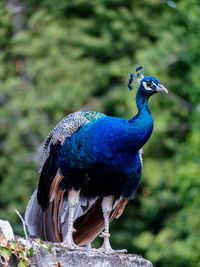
[42,243,52,253]
[28,247,34,258]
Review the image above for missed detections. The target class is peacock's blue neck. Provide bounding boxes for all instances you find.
[129,89,151,121]
[136,89,150,112]
[127,89,153,150]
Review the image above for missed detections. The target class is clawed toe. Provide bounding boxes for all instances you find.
[60,240,84,250]
[100,247,115,254]
[60,241,77,249]
[114,248,127,254]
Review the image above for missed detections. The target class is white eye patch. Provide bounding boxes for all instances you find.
[142,81,159,91]
[142,81,152,91]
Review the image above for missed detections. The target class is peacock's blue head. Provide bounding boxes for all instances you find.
[139,76,168,96]
[127,66,168,97]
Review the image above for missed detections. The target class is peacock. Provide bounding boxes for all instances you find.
[25,67,168,253]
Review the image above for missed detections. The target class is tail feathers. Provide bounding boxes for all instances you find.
[50,187,65,242]
[26,186,128,246]
[48,170,99,243]
[48,193,98,243]
[25,188,56,241]
[26,186,98,243]
[25,188,42,237]
[41,207,57,241]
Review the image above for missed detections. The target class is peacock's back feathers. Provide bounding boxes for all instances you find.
[40,110,105,172]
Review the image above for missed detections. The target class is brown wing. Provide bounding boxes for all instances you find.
[73,197,129,246]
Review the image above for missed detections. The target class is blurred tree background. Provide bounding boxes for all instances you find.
[0,0,200,266]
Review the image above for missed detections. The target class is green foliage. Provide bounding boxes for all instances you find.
[34,238,52,253]
[0,238,52,266]
[0,0,200,266]
[0,240,30,266]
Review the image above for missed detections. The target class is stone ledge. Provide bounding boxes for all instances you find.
[0,219,153,267]
[31,246,153,267]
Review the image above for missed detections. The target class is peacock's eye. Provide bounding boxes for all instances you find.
[146,81,152,87]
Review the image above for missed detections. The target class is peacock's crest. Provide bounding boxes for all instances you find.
[128,66,144,91]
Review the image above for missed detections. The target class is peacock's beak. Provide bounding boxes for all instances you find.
[156,84,168,94]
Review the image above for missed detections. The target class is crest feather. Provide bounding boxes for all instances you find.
[128,66,144,90]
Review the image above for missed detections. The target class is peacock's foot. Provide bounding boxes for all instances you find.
[60,237,84,250]
[95,232,127,254]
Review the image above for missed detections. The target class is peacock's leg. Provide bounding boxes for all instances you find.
[61,188,80,249]
[97,196,127,254]
[100,196,114,253]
